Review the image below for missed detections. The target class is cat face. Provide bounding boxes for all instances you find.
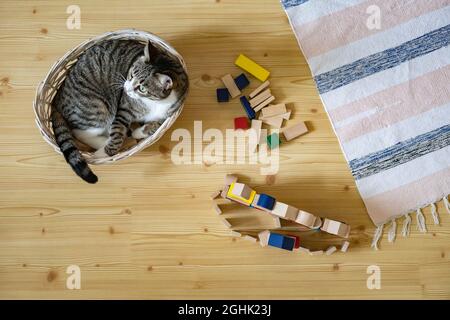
[125,41,174,100]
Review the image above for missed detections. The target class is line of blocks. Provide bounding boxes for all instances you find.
[212,174,351,253]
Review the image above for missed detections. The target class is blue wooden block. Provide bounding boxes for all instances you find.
[216,88,230,102]
[257,194,275,210]
[239,96,256,120]
[268,233,284,248]
[234,73,250,90]
[281,236,295,251]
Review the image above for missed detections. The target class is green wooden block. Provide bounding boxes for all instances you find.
[267,133,280,149]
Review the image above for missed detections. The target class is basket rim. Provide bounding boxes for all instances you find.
[33,29,188,165]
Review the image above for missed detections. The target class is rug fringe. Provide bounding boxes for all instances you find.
[371,224,383,250]
[416,208,427,233]
[401,213,411,237]
[387,218,396,243]
[444,195,450,214]
[430,203,440,225]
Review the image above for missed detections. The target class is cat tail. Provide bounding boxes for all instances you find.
[51,109,98,184]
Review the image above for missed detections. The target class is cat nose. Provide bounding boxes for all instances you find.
[157,73,173,90]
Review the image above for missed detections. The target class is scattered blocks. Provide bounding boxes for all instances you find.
[234,117,249,130]
[240,96,256,120]
[235,54,270,82]
[221,74,241,98]
[234,73,250,90]
[216,88,230,102]
[321,218,351,238]
[266,132,280,149]
[282,122,308,141]
[271,201,299,221]
[249,80,270,99]
[253,193,276,211]
[341,241,350,252]
[325,246,337,256]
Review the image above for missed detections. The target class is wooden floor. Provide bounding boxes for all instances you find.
[0,0,449,299]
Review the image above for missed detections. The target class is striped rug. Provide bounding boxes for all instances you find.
[281,0,450,248]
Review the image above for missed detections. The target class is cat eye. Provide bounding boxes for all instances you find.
[138,85,147,93]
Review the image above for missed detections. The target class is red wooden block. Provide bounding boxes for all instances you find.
[288,234,300,249]
[234,117,249,130]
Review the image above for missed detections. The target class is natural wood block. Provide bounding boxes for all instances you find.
[249,89,271,108]
[221,74,241,98]
[258,230,270,247]
[230,231,242,237]
[309,250,324,256]
[213,203,222,215]
[210,190,221,200]
[326,246,337,256]
[224,174,238,186]
[282,122,308,141]
[271,201,299,221]
[261,104,286,118]
[341,241,350,252]
[261,115,284,128]
[321,218,350,238]
[273,216,281,228]
[221,218,232,229]
[243,235,258,243]
[253,95,275,112]
[295,210,317,228]
[249,80,270,98]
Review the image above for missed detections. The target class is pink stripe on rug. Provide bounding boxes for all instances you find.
[294,0,449,58]
[335,65,450,142]
[364,168,450,225]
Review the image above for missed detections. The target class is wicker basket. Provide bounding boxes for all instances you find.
[33,29,187,164]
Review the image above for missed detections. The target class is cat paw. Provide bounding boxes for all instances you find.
[92,147,108,159]
[132,126,150,140]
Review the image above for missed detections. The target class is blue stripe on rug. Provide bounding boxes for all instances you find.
[281,0,309,9]
[349,124,450,180]
[314,24,450,94]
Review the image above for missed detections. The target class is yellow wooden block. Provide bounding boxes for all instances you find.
[227,182,256,205]
[235,54,270,82]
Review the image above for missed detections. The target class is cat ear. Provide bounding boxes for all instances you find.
[144,41,159,63]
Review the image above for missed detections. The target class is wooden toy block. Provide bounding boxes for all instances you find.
[234,117,249,130]
[341,241,350,252]
[220,188,228,198]
[216,88,230,102]
[261,104,286,118]
[249,80,270,99]
[312,217,323,229]
[261,115,284,128]
[221,218,232,228]
[240,96,256,120]
[321,218,350,238]
[258,230,270,247]
[234,73,250,90]
[210,190,221,200]
[282,122,308,141]
[298,247,310,254]
[266,132,280,149]
[224,174,238,186]
[309,250,324,256]
[253,95,275,112]
[273,217,281,228]
[326,246,337,256]
[227,182,256,206]
[243,235,257,243]
[271,201,299,221]
[213,203,222,215]
[260,110,291,121]
[287,234,300,249]
[230,182,252,199]
[235,54,270,82]
[230,231,242,237]
[295,210,317,228]
[249,89,271,108]
[249,120,262,152]
[221,74,241,98]
[281,236,296,251]
[268,232,284,248]
[252,193,276,211]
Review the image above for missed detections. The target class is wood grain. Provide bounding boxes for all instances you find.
[0,0,448,299]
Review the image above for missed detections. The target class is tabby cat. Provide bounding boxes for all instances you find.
[51,40,188,184]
